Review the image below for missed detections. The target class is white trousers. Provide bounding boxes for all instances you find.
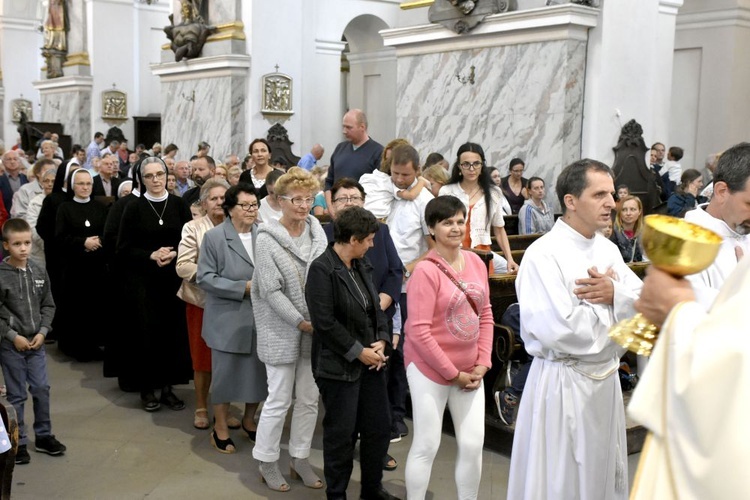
[252,356,319,462]
[405,363,485,500]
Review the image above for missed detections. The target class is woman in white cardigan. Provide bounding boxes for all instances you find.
[251,167,328,492]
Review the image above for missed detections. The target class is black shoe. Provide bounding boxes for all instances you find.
[35,435,67,456]
[389,420,408,443]
[383,453,398,471]
[361,487,400,500]
[242,422,257,442]
[15,445,30,464]
[141,391,161,412]
[210,431,236,454]
[160,388,185,411]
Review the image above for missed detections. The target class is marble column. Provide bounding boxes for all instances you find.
[382,4,598,211]
[0,77,4,143]
[33,76,93,145]
[152,56,250,160]
[59,0,90,78]
[153,0,250,159]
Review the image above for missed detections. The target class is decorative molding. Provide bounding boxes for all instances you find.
[346,48,397,65]
[382,4,598,55]
[401,0,434,9]
[315,39,347,55]
[676,7,750,30]
[658,0,684,16]
[32,75,94,93]
[205,21,246,43]
[150,54,251,82]
[0,16,38,31]
[63,52,91,67]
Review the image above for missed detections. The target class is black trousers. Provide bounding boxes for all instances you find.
[387,293,409,427]
[317,368,391,500]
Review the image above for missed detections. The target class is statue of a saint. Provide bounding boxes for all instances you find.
[164,0,215,62]
[42,0,69,78]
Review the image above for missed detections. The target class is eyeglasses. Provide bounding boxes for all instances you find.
[143,171,166,181]
[333,195,363,204]
[237,202,259,211]
[459,161,483,171]
[279,196,314,207]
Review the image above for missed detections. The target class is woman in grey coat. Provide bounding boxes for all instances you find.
[197,183,268,454]
[251,167,328,492]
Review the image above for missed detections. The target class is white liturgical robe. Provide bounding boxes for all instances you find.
[628,255,750,500]
[684,206,750,308]
[508,219,642,500]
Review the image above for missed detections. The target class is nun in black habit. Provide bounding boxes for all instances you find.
[116,157,192,411]
[54,169,109,361]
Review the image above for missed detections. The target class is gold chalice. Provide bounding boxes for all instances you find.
[609,214,722,356]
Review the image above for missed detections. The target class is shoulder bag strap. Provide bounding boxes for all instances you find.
[424,257,480,317]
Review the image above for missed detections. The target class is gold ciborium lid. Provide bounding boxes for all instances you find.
[609,215,722,356]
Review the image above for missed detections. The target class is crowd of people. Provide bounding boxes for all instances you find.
[1,114,749,499]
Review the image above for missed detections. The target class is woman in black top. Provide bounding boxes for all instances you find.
[117,157,192,411]
[306,207,396,500]
[55,169,108,361]
[500,158,529,214]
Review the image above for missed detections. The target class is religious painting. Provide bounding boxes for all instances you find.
[11,99,33,123]
[102,90,127,121]
[261,70,293,117]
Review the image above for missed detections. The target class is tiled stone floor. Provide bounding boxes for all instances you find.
[7,346,640,499]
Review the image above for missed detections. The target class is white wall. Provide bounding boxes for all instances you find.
[581,0,683,165]
[672,0,750,170]
[136,2,170,124]
[0,1,43,144]
[245,0,401,162]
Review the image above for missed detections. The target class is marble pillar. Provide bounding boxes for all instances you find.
[154,0,249,159]
[383,4,598,210]
[33,76,93,145]
[152,55,250,159]
[0,79,4,143]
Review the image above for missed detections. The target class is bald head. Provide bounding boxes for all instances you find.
[311,144,325,160]
[342,109,369,147]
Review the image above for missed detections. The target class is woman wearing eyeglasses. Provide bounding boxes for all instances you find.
[197,183,268,454]
[439,143,518,274]
[251,167,328,492]
[117,157,192,412]
[54,169,108,361]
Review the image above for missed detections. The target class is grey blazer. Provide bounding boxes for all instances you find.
[197,219,258,354]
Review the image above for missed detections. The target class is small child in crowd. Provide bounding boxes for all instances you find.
[0,218,66,465]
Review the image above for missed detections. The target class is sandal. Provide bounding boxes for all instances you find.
[160,388,186,411]
[210,431,236,454]
[383,453,398,471]
[227,415,242,429]
[290,457,323,489]
[259,461,290,492]
[242,421,257,442]
[194,409,210,430]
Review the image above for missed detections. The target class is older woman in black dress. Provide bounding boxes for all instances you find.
[307,207,397,500]
[117,157,192,411]
[55,169,108,361]
[197,183,268,454]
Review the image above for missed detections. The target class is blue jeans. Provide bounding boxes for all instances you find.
[0,339,52,445]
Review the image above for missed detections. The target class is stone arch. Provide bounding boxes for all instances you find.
[340,14,396,145]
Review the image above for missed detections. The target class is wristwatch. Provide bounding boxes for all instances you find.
[403,267,411,279]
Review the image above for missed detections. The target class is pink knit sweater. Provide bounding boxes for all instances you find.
[404,249,493,385]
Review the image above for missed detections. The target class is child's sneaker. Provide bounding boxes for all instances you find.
[495,389,519,427]
[35,435,66,456]
[15,445,31,464]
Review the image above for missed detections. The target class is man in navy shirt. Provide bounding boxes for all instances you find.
[325,109,383,214]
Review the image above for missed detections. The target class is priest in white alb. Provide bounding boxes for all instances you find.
[508,160,643,500]
[629,252,750,499]
[684,142,750,308]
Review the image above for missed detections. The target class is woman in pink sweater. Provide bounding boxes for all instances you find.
[404,195,493,499]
